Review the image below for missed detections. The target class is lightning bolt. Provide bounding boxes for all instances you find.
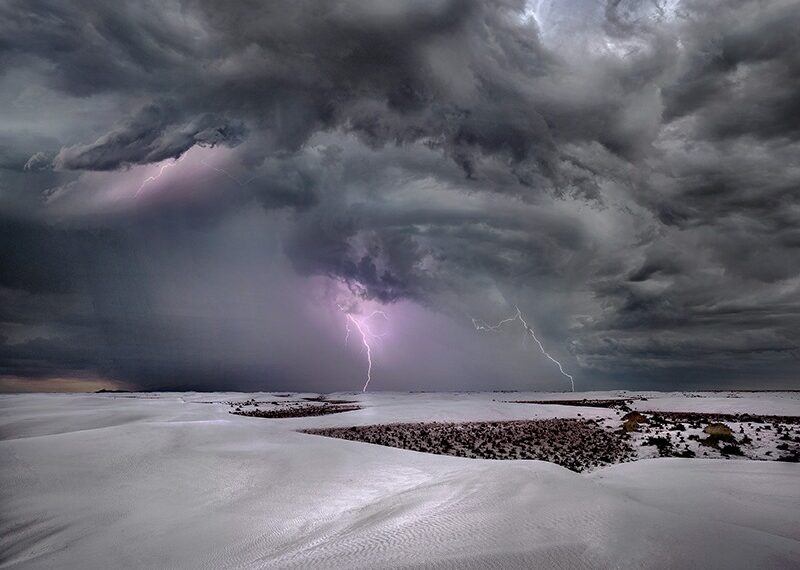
[135,154,257,199]
[135,155,185,197]
[338,304,388,392]
[473,305,575,392]
[199,159,258,187]
[343,317,351,346]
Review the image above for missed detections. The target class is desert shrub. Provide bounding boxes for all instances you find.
[643,436,674,456]
[720,444,743,456]
[704,423,733,437]
[621,411,647,432]
[702,423,737,447]
[622,411,647,423]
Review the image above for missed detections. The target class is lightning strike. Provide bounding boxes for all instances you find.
[135,154,256,199]
[337,304,388,392]
[473,305,575,392]
[199,159,258,187]
[135,155,185,197]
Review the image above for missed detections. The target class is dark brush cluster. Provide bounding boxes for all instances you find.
[225,399,277,408]
[306,419,635,473]
[510,399,633,411]
[301,397,358,405]
[638,411,800,425]
[623,411,800,462]
[231,403,361,418]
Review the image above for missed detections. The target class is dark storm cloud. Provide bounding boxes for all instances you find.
[5,0,663,181]
[661,0,800,139]
[53,102,246,171]
[1,0,799,390]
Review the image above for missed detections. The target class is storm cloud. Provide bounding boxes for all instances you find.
[0,0,798,391]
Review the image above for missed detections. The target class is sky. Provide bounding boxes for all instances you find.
[0,0,798,393]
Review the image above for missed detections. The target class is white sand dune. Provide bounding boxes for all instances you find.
[1,391,799,569]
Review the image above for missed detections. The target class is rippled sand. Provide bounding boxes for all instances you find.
[2,390,799,569]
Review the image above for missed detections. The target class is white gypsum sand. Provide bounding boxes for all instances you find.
[1,391,799,569]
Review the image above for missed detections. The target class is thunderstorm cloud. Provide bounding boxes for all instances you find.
[0,0,798,391]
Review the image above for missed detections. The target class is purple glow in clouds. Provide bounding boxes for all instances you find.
[337,303,388,391]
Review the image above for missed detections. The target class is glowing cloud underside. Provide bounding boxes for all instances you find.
[473,305,575,392]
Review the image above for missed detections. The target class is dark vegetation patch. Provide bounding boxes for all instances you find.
[701,423,737,448]
[304,419,634,473]
[720,444,744,456]
[509,399,633,411]
[638,411,800,425]
[225,398,284,408]
[232,403,361,418]
[777,452,800,462]
[623,411,800,462]
[643,436,674,456]
[296,406,798,468]
[302,397,358,405]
